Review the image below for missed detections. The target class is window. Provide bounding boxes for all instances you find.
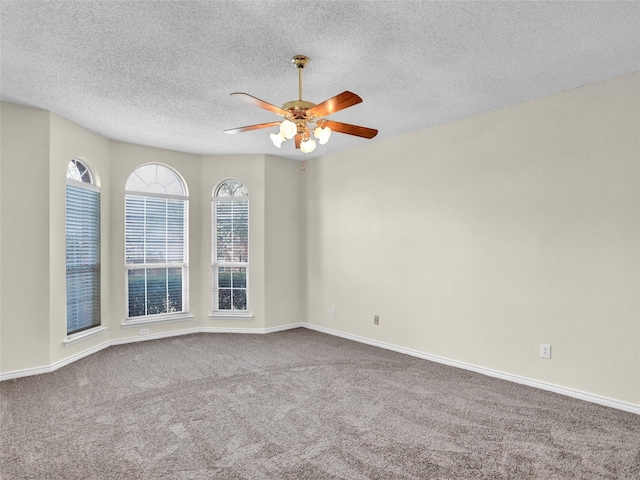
[212,179,249,313]
[66,159,100,335]
[125,164,188,320]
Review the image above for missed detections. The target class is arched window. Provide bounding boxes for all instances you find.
[66,159,100,335]
[125,164,189,319]
[212,179,249,313]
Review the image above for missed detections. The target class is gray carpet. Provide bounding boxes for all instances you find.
[1,328,639,479]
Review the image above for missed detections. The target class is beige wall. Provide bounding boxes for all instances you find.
[109,141,204,339]
[1,103,51,372]
[264,155,305,328]
[0,106,298,371]
[304,73,640,405]
[1,73,638,407]
[48,114,111,364]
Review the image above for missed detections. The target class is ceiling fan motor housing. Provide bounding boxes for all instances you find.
[282,100,317,120]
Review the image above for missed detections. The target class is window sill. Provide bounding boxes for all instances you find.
[209,312,254,320]
[64,326,107,346]
[121,313,194,328]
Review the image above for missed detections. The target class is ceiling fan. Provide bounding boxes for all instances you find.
[224,55,378,153]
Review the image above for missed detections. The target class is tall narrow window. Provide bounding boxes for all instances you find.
[66,159,100,335]
[212,179,249,313]
[125,164,188,319]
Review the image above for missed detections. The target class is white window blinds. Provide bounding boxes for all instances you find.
[66,184,100,334]
[216,200,249,263]
[125,196,186,265]
[125,195,188,317]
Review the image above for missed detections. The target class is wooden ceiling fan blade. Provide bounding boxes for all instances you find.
[307,91,362,118]
[294,134,302,149]
[231,92,287,116]
[224,121,281,134]
[322,120,378,139]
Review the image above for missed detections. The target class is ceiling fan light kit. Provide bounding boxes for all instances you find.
[280,120,297,139]
[225,55,377,153]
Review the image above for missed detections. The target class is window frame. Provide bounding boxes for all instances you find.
[211,179,251,318]
[65,159,102,339]
[124,164,190,324]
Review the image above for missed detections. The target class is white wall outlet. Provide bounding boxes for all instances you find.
[331,306,336,316]
[140,328,150,335]
[540,344,551,359]
[374,315,379,325]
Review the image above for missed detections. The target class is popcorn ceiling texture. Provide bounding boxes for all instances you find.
[1,1,639,159]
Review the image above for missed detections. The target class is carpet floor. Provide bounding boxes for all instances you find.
[1,328,639,479]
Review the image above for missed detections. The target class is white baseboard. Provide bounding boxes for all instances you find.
[199,322,305,335]
[264,322,306,334]
[302,323,640,415]
[1,322,638,415]
[0,364,58,381]
[0,323,306,381]
[1,341,112,381]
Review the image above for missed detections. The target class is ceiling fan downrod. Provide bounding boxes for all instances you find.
[292,55,308,101]
[283,55,315,113]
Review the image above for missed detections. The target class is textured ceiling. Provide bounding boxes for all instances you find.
[2,1,639,160]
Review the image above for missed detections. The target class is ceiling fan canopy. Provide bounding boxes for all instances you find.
[224,55,378,153]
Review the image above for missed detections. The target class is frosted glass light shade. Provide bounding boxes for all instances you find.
[270,132,285,148]
[314,126,332,145]
[300,138,316,153]
[279,120,297,139]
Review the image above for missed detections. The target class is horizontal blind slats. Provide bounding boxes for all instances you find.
[125,195,187,264]
[66,185,100,335]
[215,200,248,263]
[125,194,188,318]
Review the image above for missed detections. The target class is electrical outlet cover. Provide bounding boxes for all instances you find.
[540,344,551,359]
